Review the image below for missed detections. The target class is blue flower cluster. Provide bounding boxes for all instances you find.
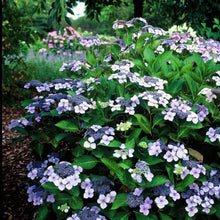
[67,206,106,220]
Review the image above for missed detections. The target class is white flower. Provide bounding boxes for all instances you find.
[84,137,96,149]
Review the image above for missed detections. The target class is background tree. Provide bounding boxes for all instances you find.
[48,0,219,37]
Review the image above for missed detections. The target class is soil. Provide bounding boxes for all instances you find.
[2,106,37,220]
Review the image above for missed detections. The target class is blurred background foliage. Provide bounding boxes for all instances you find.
[2,0,220,106]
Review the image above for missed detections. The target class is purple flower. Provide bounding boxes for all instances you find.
[169,189,180,201]
[83,187,94,199]
[97,194,110,209]
[81,178,92,189]
[140,203,150,216]
[148,142,162,156]
[190,167,201,179]
[185,206,198,217]
[133,187,145,196]
[54,178,66,191]
[106,191,116,203]
[46,194,55,203]
[27,169,38,180]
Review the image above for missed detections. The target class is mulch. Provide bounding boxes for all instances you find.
[2,106,37,220]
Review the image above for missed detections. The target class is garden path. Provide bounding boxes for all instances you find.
[2,106,36,220]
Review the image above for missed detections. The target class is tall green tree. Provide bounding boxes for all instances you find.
[48,0,220,35]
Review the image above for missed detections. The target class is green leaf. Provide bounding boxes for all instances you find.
[73,155,98,169]
[35,205,48,220]
[13,126,28,135]
[167,78,184,96]
[166,165,174,185]
[145,154,164,165]
[55,193,72,202]
[150,39,161,51]
[68,186,80,197]
[128,128,142,141]
[153,113,165,128]
[184,74,198,100]
[111,44,121,58]
[125,139,135,149]
[55,133,69,142]
[132,59,148,71]
[135,212,158,220]
[21,99,34,107]
[134,114,151,134]
[111,193,128,209]
[99,140,121,147]
[72,146,85,157]
[135,33,153,52]
[178,127,191,138]
[118,160,132,169]
[175,175,196,192]
[32,143,44,157]
[86,50,97,66]
[159,213,173,220]
[50,138,58,148]
[101,158,119,173]
[181,121,203,129]
[144,47,155,65]
[55,119,79,132]
[69,196,83,210]
[140,175,168,188]
[42,182,60,194]
[113,211,130,220]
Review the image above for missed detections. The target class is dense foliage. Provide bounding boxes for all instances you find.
[9,18,220,220]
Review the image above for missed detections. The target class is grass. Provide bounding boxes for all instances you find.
[25,50,85,82]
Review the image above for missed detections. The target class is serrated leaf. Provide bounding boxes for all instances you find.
[184,74,198,100]
[166,165,174,185]
[125,139,135,149]
[175,175,196,192]
[140,175,168,188]
[153,113,165,128]
[135,212,158,220]
[73,155,98,169]
[101,158,119,173]
[167,78,184,96]
[99,140,121,147]
[86,50,97,66]
[111,44,121,58]
[135,33,153,52]
[144,47,155,65]
[35,205,48,220]
[21,99,35,107]
[159,213,173,220]
[118,160,132,169]
[42,182,60,194]
[132,59,148,71]
[55,133,69,142]
[55,193,72,202]
[50,138,58,148]
[72,146,85,157]
[55,119,79,132]
[111,193,128,209]
[68,186,80,197]
[134,114,151,134]
[69,196,83,210]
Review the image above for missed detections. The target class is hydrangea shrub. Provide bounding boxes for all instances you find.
[10,18,220,220]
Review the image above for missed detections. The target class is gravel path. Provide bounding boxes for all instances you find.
[2,106,37,220]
